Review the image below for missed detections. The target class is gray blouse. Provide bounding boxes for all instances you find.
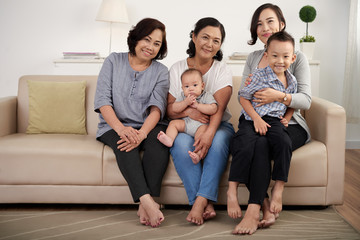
[242,49,311,142]
[94,52,169,138]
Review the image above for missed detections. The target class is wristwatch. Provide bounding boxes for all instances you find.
[282,93,287,103]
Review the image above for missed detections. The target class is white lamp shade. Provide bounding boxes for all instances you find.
[96,0,129,23]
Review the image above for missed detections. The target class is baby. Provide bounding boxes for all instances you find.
[158,68,218,164]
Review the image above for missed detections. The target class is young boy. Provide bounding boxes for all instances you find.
[157,68,218,164]
[228,31,297,222]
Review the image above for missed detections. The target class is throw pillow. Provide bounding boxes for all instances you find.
[26,80,87,134]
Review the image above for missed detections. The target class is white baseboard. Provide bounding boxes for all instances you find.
[346,140,360,149]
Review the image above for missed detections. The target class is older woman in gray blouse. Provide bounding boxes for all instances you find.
[228,3,312,235]
[94,18,169,228]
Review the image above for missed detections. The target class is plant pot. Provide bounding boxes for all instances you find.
[300,42,315,60]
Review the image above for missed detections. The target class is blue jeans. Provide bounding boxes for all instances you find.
[170,121,234,205]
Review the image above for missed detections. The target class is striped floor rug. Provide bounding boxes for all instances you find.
[0,205,359,240]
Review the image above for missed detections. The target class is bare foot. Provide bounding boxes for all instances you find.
[203,202,216,220]
[139,194,164,228]
[258,198,276,228]
[227,182,242,219]
[232,204,260,235]
[137,203,150,226]
[270,181,284,215]
[188,151,201,164]
[186,196,207,225]
[157,131,173,147]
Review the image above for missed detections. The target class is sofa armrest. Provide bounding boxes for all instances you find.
[305,96,346,204]
[0,96,17,137]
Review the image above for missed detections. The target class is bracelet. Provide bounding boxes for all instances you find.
[139,130,147,139]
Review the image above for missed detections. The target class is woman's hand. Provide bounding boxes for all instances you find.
[116,126,140,144]
[244,74,253,87]
[193,130,214,159]
[253,88,281,107]
[187,108,210,124]
[117,130,146,152]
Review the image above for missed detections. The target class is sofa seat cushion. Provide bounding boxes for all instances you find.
[102,145,184,186]
[0,133,103,185]
[220,140,327,187]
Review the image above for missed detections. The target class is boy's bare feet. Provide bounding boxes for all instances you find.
[157,131,173,147]
[188,151,201,164]
[270,181,284,214]
[232,204,260,235]
[137,203,150,225]
[258,198,276,228]
[227,182,242,219]
[139,194,164,228]
[186,196,207,225]
[203,202,216,220]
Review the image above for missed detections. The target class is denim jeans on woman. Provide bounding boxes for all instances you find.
[170,121,234,205]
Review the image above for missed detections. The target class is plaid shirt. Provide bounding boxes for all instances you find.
[239,65,297,120]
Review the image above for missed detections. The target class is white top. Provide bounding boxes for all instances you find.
[169,59,233,122]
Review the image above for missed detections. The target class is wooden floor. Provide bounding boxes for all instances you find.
[335,149,360,232]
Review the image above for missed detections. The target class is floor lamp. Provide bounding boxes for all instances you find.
[96,0,129,55]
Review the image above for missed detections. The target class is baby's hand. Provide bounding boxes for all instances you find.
[280,116,288,127]
[190,100,198,109]
[185,95,196,106]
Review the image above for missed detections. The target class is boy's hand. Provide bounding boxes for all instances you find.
[280,116,289,127]
[185,94,196,106]
[253,118,271,135]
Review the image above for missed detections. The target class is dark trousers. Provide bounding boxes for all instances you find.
[229,115,294,205]
[97,124,169,203]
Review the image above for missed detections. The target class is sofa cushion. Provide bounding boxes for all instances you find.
[17,76,99,136]
[0,134,103,185]
[26,80,87,134]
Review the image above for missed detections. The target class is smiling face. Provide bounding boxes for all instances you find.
[265,40,296,76]
[181,71,204,97]
[192,26,222,60]
[134,29,163,62]
[256,8,285,45]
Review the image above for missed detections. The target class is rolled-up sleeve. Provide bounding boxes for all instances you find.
[147,65,169,119]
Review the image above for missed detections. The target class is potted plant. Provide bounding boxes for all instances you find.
[299,5,317,60]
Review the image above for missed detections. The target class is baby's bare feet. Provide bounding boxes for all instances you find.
[188,151,201,164]
[232,204,260,235]
[157,131,173,147]
[227,186,242,219]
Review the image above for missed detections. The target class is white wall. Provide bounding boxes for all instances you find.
[1,0,359,147]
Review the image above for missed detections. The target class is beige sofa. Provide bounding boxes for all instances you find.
[0,75,346,205]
